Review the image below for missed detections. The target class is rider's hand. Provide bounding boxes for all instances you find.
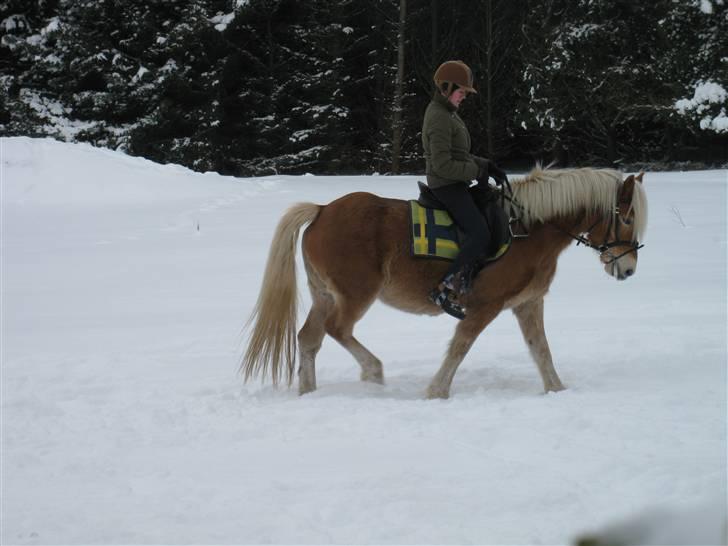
[473,156,508,186]
[488,162,509,186]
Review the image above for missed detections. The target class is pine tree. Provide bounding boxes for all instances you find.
[215,0,359,175]
[3,0,725,171]
[516,0,727,165]
[340,0,400,173]
[1,0,62,136]
[128,0,227,170]
[666,0,728,155]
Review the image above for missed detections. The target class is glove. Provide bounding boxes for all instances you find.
[488,162,508,186]
[472,156,508,186]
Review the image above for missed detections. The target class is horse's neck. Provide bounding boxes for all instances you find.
[532,210,600,255]
[549,210,599,235]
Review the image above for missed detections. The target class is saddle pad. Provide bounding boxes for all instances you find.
[408,200,511,262]
[409,200,460,260]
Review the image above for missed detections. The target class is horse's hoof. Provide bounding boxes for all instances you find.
[299,383,316,396]
[545,383,566,393]
[426,386,450,399]
[361,371,384,384]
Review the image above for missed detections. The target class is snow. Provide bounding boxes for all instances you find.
[131,66,149,83]
[160,58,178,74]
[41,17,59,36]
[700,109,728,133]
[1,14,29,33]
[2,137,726,545]
[291,129,314,142]
[20,90,97,141]
[675,81,728,134]
[43,53,61,65]
[676,81,728,114]
[210,12,236,32]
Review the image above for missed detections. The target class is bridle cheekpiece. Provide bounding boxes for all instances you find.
[572,201,644,265]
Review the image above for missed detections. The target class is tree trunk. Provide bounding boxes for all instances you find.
[485,0,493,157]
[606,126,617,165]
[431,0,437,66]
[391,0,406,174]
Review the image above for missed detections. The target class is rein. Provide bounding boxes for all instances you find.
[498,184,644,264]
[499,181,530,239]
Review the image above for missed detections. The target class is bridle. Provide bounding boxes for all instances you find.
[500,183,644,265]
[566,203,644,265]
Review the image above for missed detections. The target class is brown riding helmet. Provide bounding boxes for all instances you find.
[433,60,477,95]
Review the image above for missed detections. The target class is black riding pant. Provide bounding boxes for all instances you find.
[430,182,491,280]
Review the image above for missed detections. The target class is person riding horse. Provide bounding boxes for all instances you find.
[422,60,508,320]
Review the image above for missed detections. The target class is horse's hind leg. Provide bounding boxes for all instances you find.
[297,285,333,395]
[325,289,384,385]
[512,297,565,393]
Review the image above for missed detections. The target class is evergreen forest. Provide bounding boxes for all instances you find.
[2,0,727,175]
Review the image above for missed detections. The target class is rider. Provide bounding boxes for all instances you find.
[422,60,508,320]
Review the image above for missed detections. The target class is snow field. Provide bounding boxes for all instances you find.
[2,137,726,544]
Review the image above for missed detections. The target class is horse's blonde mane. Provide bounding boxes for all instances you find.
[509,166,647,242]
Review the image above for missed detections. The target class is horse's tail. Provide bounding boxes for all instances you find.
[241,202,321,386]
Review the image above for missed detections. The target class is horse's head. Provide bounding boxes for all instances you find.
[587,172,647,281]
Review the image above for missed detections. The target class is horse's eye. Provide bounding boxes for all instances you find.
[622,217,633,225]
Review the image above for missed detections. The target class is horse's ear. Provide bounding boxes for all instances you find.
[619,175,635,203]
[636,171,644,183]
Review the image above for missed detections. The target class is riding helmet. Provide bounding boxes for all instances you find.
[433,60,477,95]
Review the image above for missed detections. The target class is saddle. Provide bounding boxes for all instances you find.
[409,182,511,264]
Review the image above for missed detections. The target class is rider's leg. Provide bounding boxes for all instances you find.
[431,182,491,300]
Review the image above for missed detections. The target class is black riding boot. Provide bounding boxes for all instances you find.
[429,273,467,320]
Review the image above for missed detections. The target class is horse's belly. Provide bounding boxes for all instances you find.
[378,284,440,315]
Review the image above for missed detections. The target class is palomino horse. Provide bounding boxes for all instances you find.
[242,167,647,398]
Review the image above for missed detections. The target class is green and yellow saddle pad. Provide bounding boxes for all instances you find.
[408,200,510,262]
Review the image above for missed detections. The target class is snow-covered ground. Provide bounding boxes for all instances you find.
[2,137,726,545]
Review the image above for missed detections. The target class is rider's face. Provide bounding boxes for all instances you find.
[448,88,468,108]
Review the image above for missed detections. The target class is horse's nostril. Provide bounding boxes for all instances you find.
[625,269,634,277]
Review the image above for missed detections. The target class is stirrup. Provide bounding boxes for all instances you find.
[429,287,466,320]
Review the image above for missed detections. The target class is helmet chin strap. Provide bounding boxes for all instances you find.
[438,81,454,97]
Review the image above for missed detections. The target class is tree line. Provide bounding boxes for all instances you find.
[2,0,727,176]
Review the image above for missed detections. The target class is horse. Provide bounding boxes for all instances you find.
[241,167,648,399]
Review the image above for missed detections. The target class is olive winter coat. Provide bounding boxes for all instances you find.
[422,92,479,189]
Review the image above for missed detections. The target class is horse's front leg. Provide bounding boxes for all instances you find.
[512,297,565,393]
[426,305,501,399]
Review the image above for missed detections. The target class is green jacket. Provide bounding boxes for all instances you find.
[422,92,479,189]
